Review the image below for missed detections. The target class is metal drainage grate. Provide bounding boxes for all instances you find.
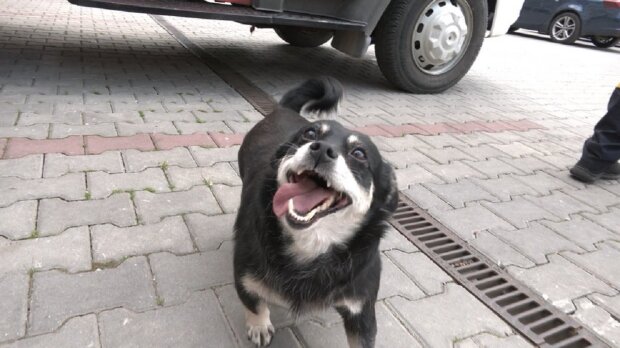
[151,15,277,116]
[389,195,610,348]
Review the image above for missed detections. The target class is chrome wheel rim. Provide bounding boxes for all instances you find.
[411,0,473,75]
[552,15,576,41]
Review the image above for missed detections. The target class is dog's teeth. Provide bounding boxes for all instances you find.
[326,181,331,188]
[297,170,303,175]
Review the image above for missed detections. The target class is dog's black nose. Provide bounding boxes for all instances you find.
[309,141,337,164]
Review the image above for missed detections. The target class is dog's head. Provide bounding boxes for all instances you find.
[271,119,398,254]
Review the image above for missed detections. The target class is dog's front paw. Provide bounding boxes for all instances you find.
[247,323,275,346]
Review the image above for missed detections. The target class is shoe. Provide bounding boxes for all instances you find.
[570,162,620,183]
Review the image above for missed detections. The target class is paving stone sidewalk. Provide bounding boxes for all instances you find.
[1,0,620,347]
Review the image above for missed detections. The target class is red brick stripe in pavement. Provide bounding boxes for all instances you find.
[85,134,154,155]
[3,136,84,159]
[0,138,6,158]
[0,119,545,159]
[152,133,216,150]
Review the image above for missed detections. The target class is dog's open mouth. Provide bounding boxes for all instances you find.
[273,170,351,227]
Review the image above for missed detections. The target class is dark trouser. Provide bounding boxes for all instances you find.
[580,86,620,172]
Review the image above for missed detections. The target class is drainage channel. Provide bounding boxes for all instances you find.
[150,16,609,347]
[389,195,610,348]
[150,15,277,116]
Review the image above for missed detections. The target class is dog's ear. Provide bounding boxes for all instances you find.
[379,160,399,214]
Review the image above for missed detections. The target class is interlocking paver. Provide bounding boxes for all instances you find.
[210,132,245,147]
[0,155,42,179]
[424,180,497,208]
[0,201,37,240]
[470,175,538,201]
[481,197,559,228]
[387,283,512,347]
[423,147,474,164]
[379,225,419,253]
[0,272,28,343]
[386,250,452,295]
[470,231,535,268]
[563,186,620,212]
[184,213,235,251]
[378,135,433,151]
[498,156,556,173]
[99,291,235,348]
[123,147,196,172]
[134,186,221,223]
[514,171,573,195]
[211,184,242,214]
[17,112,81,126]
[401,185,452,211]
[508,254,616,312]
[1,315,100,348]
[4,136,84,159]
[151,133,215,150]
[422,161,487,183]
[0,173,85,207]
[590,293,620,321]
[573,298,620,346]
[149,245,233,305]
[43,152,124,177]
[0,125,49,140]
[0,226,91,274]
[85,134,154,155]
[433,205,515,240]
[29,256,156,335]
[382,149,435,168]
[87,168,169,199]
[562,242,620,289]
[378,254,426,300]
[92,216,194,263]
[463,158,523,178]
[455,333,533,348]
[175,120,231,134]
[419,134,467,149]
[50,123,117,138]
[494,223,583,264]
[583,208,620,235]
[167,163,240,191]
[190,145,239,167]
[0,139,6,158]
[37,194,136,236]
[525,191,599,219]
[394,165,443,189]
[83,112,142,124]
[540,218,619,252]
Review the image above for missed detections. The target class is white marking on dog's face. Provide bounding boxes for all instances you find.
[276,147,374,262]
[347,134,358,144]
[321,123,330,134]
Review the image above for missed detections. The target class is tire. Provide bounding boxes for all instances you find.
[274,26,333,48]
[549,12,581,44]
[591,36,620,48]
[374,0,487,93]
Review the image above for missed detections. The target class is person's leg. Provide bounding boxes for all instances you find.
[570,85,620,182]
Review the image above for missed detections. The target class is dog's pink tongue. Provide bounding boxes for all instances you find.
[273,177,332,218]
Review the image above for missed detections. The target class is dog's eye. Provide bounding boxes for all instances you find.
[303,128,317,140]
[351,148,367,161]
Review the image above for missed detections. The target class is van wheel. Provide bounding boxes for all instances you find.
[274,26,333,48]
[374,0,487,93]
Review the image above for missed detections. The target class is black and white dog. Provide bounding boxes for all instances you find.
[234,77,398,348]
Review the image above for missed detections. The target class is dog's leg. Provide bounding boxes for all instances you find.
[336,300,377,348]
[235,281,275,346]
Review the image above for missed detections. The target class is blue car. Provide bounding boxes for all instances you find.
[512,0,620,48]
